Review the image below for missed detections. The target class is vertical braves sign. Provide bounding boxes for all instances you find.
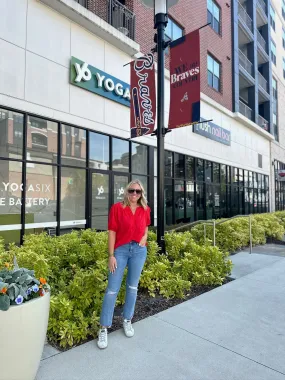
[130,54,156,138]
[168,29,201,130]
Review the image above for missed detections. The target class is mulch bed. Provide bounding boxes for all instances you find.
[109,277,233,333]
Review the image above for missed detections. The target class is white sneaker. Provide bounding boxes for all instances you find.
[97,328,108,349]
[123,319,134,338]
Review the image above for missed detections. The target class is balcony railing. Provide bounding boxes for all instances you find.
[258,72,268,92]
[257,30,267,52]
[239,50,253,76]
[239,101,253,120]
[74,0,135,40]
[258,115,269,131]
[238,2,253,32]
[257,0,267,15]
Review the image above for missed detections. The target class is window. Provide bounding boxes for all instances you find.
[132,143,148,175]
[273,112,278,141]
[174,153,185,178]
[0,160,22,245]
[165,18,183,44]
[272,77,277,100]
[60,167,86,232]
[112,138,129,172]
[271,40,276,65]
[282,0,285,20]
[61,125,86,167]
[207,0,221,34]
[283,28,285,49]
[25,164,57,235]
[0,109,24,160]
[207,54,221,91]
[270,6,275,31]
[164,151,173,177]
[258,154,263,169]
[89,132,109,170]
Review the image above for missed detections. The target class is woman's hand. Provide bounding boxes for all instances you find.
[108,256,117,274]
[139,236,147,247]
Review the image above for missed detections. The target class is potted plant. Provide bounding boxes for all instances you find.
[0,259,50,380]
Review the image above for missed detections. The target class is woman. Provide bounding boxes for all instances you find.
[97,179,151,349]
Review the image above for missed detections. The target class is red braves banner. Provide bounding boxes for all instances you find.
[168,29,201,130]
[130,54,156,138]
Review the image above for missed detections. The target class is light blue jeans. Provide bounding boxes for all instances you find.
[100,242,147,327]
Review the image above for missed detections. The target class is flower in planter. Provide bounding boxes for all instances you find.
[32,285,39,293]
[15,295,24,305]
[0,256,50,311]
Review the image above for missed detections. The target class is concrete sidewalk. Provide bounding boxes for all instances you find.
[37,248,285,380]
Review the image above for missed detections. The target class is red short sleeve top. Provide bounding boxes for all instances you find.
[108,202,151,249]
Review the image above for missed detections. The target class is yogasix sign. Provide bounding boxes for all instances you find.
[0,182,51,207]
[70,57,130,107]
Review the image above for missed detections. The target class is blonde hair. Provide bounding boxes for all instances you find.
[122,179,148,209]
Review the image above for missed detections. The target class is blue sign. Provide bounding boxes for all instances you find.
[70,57,130,107]
[193,118,231,146]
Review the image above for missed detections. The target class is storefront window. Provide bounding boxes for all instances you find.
[213,163,220,183]
[89,132,109,170]
[206,184,214,219]
[220,182,227,217]
[205,161,212,182]
[213,184,221,219]
[174,180,184,223]
[60,167,86,232]
[26,116,58,164]
[25,164,57,235]
[0,109,24,160]
[112,138,129,172]
[186,181,195,222]
[197,159,204,181]
[132,143,148,175]
[186,156,194,180]
[174,153,185,179]
[61,125,86,167]
[165,179,173,225]
[196,183,205,220]
[0,160,22,244]
[165,151,173,177]
[221,165,226,184]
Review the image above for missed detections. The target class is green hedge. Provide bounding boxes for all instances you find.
[0,211,283,348]
[0,229,232,349]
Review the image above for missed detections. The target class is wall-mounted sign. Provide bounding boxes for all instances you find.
[193,118,231,146]
[70,57,131,107]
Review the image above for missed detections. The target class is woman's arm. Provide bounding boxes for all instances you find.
[108,230,117,273]
[139,227,148,247]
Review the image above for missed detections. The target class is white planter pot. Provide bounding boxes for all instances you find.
[0,292,51,380]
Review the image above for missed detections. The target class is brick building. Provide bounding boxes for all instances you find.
[0,0,273,244]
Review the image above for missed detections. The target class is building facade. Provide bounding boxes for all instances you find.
[0,0,272,245]
[269,0,285,211]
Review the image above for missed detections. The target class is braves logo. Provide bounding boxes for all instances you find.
[181,92,188,102]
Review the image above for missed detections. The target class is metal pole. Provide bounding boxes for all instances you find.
[249,214,252,254]
[213,220,216,247]
[155,12,167,253]
[204,223,206,244]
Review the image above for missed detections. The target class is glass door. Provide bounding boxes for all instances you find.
[113,174,129,204]
[91,171,109,230]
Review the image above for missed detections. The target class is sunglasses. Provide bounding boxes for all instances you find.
[128,189,142,195]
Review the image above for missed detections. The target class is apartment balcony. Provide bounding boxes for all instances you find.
[74,0,135,40]
[258,72,268,92]
[257,29,269,64]
[256,0,268,27]
[258,115,269,131]
[239,50,254,77]
[238,2,254,44]
[239,100,253,121]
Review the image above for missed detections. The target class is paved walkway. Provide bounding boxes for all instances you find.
[37,246,285,380]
